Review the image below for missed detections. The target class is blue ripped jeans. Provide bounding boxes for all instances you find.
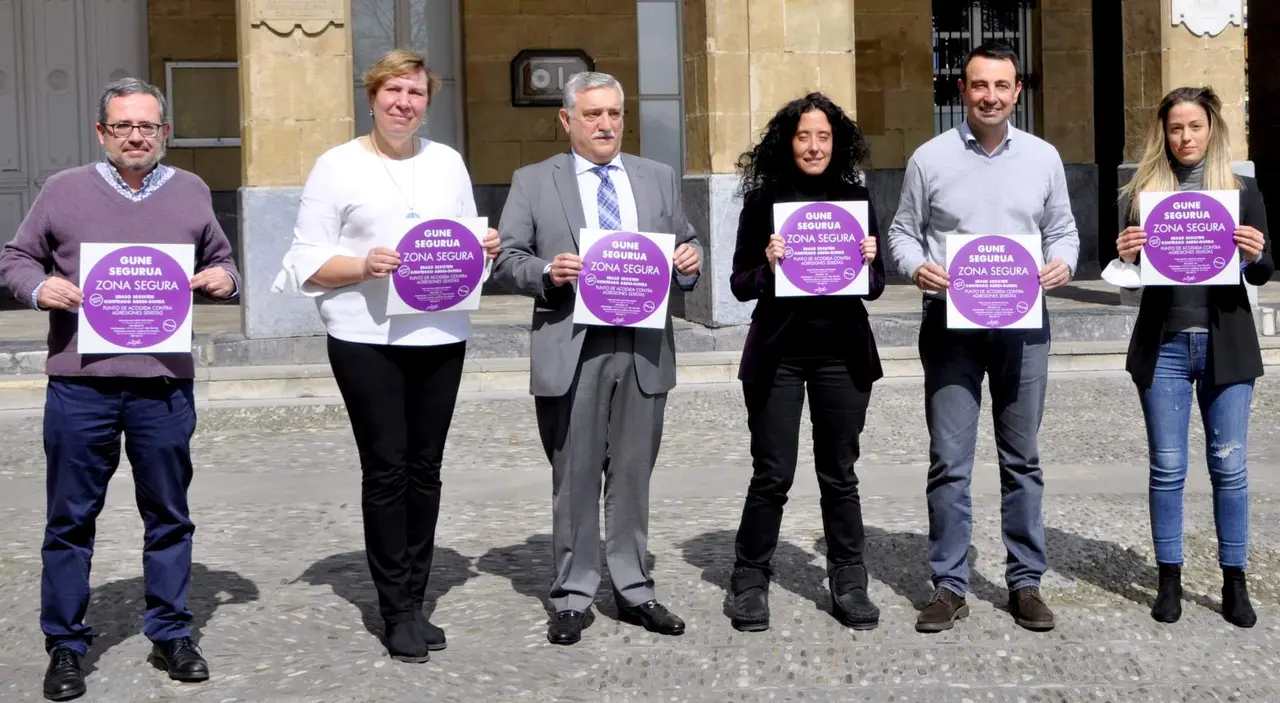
[1139,332,1252,568]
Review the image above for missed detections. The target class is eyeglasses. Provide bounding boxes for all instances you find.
[100,122,165,139]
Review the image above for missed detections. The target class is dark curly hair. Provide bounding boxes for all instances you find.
[735,92,870,198]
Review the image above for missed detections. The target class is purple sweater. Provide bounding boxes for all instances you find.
[0,164,240,379]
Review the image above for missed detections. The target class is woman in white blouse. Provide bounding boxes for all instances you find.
[274,48,498,664]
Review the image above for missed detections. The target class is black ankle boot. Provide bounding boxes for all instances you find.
[830,564,879,631]
[1222,566,1257,628]
[728,568,770,632]
[1151,563,1182,623]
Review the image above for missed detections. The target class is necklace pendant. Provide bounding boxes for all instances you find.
[406,211,419,219]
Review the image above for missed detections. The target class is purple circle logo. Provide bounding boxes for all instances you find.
[579,232,670,326]
[948,236,1040,328]
[1143,192,1235,283]
[81,245,190,349]
[777,202,864,295]
[392,220,485,312]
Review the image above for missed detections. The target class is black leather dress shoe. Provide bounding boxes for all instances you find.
[43,647,86,701]
[618,600,685,636]
[147,636,210,682]
[384,620,430,663]
[547,610,587,645]
[415,611,447,651]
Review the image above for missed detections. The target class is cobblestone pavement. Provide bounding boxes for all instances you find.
[2,373,1280,701]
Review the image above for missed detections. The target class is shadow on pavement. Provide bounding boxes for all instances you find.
[858,527,1007,611]
[679,529,829,616]
[81,563,259,674]
[294,547,477,639]
[1044,527,1219,613]
[474,534,657,623]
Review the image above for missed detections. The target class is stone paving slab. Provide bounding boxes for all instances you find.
[1,378,1280,701]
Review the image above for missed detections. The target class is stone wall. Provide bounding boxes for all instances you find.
[853,0,933,170]
[1122,0,1247,162]
[1039,0,1095,164]
[148,0,241,191]
[462,0,640,185]
[684,0,857,176]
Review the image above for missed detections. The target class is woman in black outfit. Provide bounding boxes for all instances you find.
[726,92,885,632]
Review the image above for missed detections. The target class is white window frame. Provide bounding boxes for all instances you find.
[164,60,240,147]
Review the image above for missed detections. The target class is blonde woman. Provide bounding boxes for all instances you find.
[274,49,499,662]
[1113,86,1271,627]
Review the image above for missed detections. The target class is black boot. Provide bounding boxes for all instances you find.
[830,564,879,631]
[1222,566,1257,628]
[1151,562,1182,623]
[728,568,770,632]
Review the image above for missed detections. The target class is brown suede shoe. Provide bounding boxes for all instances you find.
[915,587,969,633]
[1009,586,1055,631]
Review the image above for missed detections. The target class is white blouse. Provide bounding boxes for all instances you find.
[273,138,489,346]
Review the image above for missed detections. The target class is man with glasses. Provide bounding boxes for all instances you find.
[0,77,239,701]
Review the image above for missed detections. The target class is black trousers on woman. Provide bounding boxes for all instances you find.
[327,336,466,623]
[734,356,871,574]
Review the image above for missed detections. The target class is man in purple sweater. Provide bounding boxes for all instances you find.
[0,78,239,702]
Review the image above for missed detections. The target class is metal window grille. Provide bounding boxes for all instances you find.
[933,0,1037,135]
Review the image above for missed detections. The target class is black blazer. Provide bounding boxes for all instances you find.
[1123,175,1274,388]
[729,180,886,387]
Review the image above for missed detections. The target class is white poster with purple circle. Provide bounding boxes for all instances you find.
[772,200,869,297]
[945,234,1044,329]
[573,229,675,329]
[383,216,489,316]
[77,242,195,354]
[1139,190,1240,286]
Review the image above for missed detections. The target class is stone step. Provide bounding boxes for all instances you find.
[3,338,1279,411]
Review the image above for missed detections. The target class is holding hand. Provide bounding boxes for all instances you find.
[364,247,401,280]
[36,277,83,311]
[674,242,701,276]
[483,228,501,260]
[1116,226,1146,264]
[1039,258,1071,291]
[1235,225,1265,261]
[189,265,235,298]
[550,252,582,286]
[912,262,949,292]
[765,234,785,271]
[862,235,878,263]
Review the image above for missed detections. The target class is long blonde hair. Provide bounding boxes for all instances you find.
[1120,86,1240,221]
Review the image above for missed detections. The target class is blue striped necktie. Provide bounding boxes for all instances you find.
[592,165,622,230]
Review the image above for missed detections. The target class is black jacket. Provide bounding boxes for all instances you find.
[1123,176,1274,388]
[729,178,886,388]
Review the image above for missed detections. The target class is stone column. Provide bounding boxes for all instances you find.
[682,0,857,328]
[236,0,354,339]
[1122,0,1247,163]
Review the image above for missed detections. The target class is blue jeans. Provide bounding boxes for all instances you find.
[1139,332,1252,568]
[41,377,197,655]
[919,298,1049,596]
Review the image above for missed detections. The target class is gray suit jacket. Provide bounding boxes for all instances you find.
[493,152,702,397]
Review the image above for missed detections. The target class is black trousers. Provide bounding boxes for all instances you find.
[734,357,871,575]
[327,335,466,623]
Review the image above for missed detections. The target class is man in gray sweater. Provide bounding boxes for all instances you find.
[0,78,239,701]
[886,42,1079,635]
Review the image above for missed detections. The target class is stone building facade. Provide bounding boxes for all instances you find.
[0,0,1259,331]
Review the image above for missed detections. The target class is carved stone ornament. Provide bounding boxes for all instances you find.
[250,0,345,34]
[1171,0,1243,37]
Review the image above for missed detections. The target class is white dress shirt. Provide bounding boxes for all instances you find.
[574,151,638,231]
[272,138,487,347]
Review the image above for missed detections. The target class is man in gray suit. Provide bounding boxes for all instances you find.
[493,71,702,645]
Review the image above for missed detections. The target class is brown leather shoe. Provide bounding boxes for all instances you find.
[1008,586,1055,631]
[915,587,969,633]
